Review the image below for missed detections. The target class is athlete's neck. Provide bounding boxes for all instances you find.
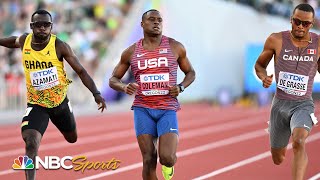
[142,35,162,50]
[32,35,50,45]
[290,31,312,43]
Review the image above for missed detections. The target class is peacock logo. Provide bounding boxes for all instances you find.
[12,156,34,170]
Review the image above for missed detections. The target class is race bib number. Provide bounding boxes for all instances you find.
[277,71,309,96]
[30,67,59,91]
[140,73,169,96]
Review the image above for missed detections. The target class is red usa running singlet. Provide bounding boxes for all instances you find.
[130,35,180,111]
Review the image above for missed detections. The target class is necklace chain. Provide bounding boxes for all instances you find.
[290,31,312,43]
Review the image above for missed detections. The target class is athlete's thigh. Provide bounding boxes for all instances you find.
[269,99,291,149]
[133,106,157,137]
[158,110,179,156]
[291,100,314,133]
[157,110,178,137]
[158,133,178,157]
[137,134,158,156]
[22,104,50,136]
[49,97,76,133]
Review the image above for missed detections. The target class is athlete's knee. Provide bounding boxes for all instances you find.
[272,154,285,165]
[271,148,286,165]
[65,136,77,143]
[142,152,157,167]
[292,137,306,152]
[24,136,40,154]
[292,128,308,152]
[159,153,176,167]
[63,131,77,143]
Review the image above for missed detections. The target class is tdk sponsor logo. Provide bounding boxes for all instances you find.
[283,74,304,81]
[33,69,54,77]
[143,75,166,81]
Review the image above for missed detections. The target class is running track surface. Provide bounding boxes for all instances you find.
[0,103,319,180]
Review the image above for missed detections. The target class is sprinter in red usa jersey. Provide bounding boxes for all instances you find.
[109,9,195,180]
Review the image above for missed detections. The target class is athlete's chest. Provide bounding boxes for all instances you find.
[132,48,176,71]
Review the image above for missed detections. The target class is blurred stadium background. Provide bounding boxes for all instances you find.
[1,0,320,121]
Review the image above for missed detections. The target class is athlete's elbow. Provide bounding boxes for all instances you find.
[76,68,88,78]
[108,77,118,90]
[192,70,196,79]
[188,69,196,82]
[254,62,262,74]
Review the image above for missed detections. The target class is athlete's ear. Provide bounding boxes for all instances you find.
[141,21,143,27]
[30,23,33,30]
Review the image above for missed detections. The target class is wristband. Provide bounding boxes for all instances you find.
[93,91,101,96]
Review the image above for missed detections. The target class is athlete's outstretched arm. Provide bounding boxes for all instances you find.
[58,40,106,112]
[0,36,21,48]
[254,33,276,88]
[109,45,137,95]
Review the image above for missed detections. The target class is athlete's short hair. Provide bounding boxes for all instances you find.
[31,9,52,22]
[142,9,160,20]
[293,3,315,17]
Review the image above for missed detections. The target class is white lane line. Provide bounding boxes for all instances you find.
[77,130,266,180]
[192,132,320,180]
[0,129,134,158]
[0,109,266,146]
[0,116,263,176]
[0,115,261,158]
[309,172,320,180]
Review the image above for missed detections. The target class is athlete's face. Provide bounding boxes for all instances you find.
[141,11,163,36]
[291,9,314,38]
[30,14,52,41]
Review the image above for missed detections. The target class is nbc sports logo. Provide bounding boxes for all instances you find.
[12,156,34,169]
[11,155,121,172]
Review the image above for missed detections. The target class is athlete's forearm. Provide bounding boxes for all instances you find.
[255,63,268,81]
[179,70,195,88]
[0,36,19,48]
[109,77,126,92]
[77,69,100,95]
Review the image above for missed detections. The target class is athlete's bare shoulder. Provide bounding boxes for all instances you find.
[55,37,65,48]
[121,43,136,64]
[268,32,282,43]
[264,32,282,50]
[168,37,184,48]
[168,37,185,59]
[18,33,29,49]
[55,37,70,60]
[123,43,135,57]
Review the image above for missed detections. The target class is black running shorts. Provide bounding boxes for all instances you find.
[21,97,76,136]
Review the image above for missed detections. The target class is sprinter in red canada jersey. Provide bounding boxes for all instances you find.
[109,9,195,180]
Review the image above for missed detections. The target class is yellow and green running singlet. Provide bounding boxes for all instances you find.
[22,33,72,108]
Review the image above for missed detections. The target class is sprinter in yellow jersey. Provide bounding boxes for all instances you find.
[0,9,106,180]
